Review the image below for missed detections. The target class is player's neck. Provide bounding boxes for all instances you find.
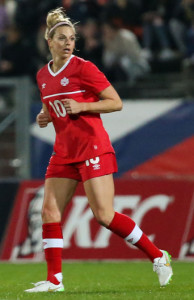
[51,57,69,73]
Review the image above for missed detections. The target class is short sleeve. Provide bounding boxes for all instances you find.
[81,61,110,94]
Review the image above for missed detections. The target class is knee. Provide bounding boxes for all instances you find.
[94,210,114,227]
[41,205,61,223]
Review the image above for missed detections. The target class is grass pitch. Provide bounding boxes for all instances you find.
[0,261,193,300]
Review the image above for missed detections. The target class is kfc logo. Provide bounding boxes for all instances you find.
[63,195,173,248]
[2,179,194,261]
[11,192,173,259]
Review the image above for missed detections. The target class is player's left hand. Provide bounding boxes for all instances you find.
[61,99,83,114]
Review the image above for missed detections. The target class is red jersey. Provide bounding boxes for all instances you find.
[36,55,115,163]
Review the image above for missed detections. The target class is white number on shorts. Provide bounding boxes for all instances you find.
[85,157,100,166]
[49,100,66,118]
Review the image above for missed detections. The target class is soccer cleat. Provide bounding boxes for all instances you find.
[153,250,173,287]
[24,280,65,292]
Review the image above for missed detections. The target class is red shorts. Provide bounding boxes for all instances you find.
[45,152,118,182]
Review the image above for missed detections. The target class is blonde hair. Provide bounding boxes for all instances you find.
[45,7,76,40]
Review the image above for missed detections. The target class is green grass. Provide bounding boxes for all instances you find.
[0,261,193,300]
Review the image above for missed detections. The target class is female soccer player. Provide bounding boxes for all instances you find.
[25,7,173,293]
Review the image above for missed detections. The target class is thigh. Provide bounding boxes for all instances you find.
[43,177,78,215]
[83,174,115,217]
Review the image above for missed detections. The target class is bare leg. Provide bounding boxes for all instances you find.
[84,174,115,227]
[42,178,78,223]
[84,174,173,287]
[84,174,162,261]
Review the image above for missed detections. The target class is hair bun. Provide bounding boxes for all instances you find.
[46,7,67,27]
[45,7,75,40]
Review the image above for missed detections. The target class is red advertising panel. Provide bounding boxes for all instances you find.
[1,179,194,261]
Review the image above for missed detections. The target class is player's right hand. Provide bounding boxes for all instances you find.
[36,111,51,128]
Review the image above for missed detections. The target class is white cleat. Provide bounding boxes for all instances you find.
[153,250,173,287]
[24,280,65,292]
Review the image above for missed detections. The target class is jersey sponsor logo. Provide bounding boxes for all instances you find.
[42,83,46,89]
[60,77,69,86]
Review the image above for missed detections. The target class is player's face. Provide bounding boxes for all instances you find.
[49,26,75,61]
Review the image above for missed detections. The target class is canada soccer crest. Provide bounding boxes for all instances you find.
[60,77,69,86]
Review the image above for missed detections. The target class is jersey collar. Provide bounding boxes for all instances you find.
[48,55,74,77]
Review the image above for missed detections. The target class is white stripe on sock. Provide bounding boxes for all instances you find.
[43,238,63,249]
[124,224,143,244]
[54,272,63,283]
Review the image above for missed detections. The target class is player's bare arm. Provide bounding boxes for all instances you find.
[36,103,52,128]
[62,85,123,115]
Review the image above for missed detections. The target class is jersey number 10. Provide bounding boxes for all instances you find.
[49,100,66,118]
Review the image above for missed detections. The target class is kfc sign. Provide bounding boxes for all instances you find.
[1,179,194,260]
[62,195,172,249]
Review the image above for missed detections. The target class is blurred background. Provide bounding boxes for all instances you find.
[0,0,194,261]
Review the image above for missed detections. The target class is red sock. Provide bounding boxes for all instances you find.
[108,212,162,261]
[42,222,63,284]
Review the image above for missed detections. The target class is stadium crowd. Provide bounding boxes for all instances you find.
[1,0,194,83]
